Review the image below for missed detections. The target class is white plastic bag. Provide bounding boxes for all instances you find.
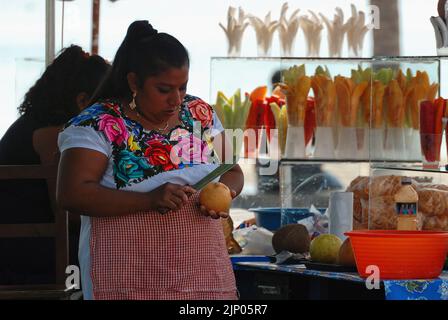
[232,225,275,256]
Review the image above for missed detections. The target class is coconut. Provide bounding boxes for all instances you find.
[272,224,310,254]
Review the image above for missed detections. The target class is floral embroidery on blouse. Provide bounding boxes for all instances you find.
[65,95,219,189]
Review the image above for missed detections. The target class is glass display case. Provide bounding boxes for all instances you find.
[210,56,447,232]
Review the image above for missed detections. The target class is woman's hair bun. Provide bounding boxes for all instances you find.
[125,20,158,45]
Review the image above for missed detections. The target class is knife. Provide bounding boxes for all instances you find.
[192,163,235,190]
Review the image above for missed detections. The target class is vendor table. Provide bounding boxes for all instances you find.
[233,260,448,300]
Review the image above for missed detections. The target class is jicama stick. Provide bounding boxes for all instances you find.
[345,4,369,57]
[300,11,323,56]
[248,12,278,56]
[219,7,249,57]
[319,7,349,57]
[278,3,301,56]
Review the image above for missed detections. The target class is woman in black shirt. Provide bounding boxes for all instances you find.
[0,45,110,284]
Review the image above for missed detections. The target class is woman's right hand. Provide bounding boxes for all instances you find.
[148,183,196,214]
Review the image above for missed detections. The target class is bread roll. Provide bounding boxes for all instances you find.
[369,175,402,197]
[423,215,448,231]
[365,196,397,229]
[417,188,448,217]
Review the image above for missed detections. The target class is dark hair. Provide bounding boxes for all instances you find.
[18,45,110,126]
[271,70,283,86]
[92,20,190,101]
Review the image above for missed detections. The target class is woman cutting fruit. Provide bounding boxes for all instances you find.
[57,20,244,300]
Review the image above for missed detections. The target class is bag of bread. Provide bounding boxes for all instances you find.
[347,175,403,229]
[361,196,397,229]
[417,187,448,231]
[346,176,369,229]
[417,188,448,217]
[368,175,403,197]
[348,175,435,230]
[423,215,448,230]
[415,183,448,191]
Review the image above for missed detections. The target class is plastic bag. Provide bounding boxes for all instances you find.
[299,205,328,239]
[232,225,276,256]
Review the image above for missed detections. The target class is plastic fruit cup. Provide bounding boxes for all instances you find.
[420,133,442,169]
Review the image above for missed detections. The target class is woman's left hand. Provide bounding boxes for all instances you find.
[199,189,237,219]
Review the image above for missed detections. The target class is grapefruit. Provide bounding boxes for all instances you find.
[199,182,232,213]
[310,234,342,264]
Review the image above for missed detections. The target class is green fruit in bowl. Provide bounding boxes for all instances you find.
[310,234,343,264]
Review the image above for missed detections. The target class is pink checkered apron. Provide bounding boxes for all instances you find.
[89,193,238,300]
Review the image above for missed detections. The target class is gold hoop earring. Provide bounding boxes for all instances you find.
[129,92,137,110]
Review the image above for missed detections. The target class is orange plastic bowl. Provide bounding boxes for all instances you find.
[345,230,448,279]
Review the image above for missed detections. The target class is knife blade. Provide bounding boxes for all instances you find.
[192,163,235,190]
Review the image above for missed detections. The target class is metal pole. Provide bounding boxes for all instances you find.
[92,0,100,55]
[370,0,400,56]
[45,0,55,66]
